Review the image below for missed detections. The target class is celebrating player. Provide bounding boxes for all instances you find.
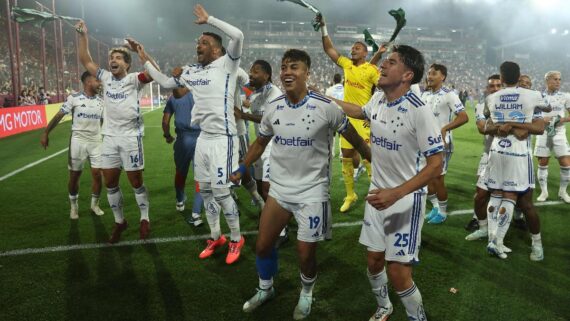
[235,49,370,320]
[140,4,246,264]
[421,63,469,224]
[534,71,570,203]
[40,71,105,220]
[317,14,379,213]
[77,21,158,243]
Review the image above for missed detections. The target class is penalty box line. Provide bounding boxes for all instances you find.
[0,200,562,257]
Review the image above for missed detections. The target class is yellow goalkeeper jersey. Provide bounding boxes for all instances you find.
[337,56,380,107]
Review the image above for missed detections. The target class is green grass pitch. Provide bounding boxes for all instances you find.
[0,104,569,320]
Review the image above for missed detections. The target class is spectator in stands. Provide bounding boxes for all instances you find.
[38,87,50,105]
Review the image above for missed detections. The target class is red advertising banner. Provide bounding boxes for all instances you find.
[0,105,48,138]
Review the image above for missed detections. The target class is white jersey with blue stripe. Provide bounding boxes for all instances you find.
[60,92,104,142]
[421,86,465,144]
[177,53,239,136]
[542,90,570,118]
[96,69,147,137]
[250,83,283,137]
[235,67,248,136]
[474,102,493,153]
[486,87,545,151]
[259,91,348,203]
[363,90,444,194]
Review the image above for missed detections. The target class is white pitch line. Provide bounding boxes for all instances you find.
[0,108,161,183]
[1,200,566,257]
[0,147,69,182]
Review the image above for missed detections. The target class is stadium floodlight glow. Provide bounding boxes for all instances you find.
[451,29,457,33]
[299,22,305,24]
[551,28,557,34]
[563,29,569,36]
[282,21,287,24]
[258,20,264,23]
[417,27,422,31]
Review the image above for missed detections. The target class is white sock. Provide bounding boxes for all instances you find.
[438,199,448,216]
[300,273,317,296]
[134,185,149,222]
[367,269,392,308]
[531,233,542,247]
[214,188,241,242]
[107,187,124,224]
[279,228,287,237]
[487,195,502,241]
[478,219,488,232]
[397,283,427,321]
[537,166,548,193]
[259,277,273,290]
[90,194,100,208]
[559,166,570,194]
[244,179,265,208]
[201,184,221,240]
[496,199,515,246]
[69,194,78,208]
[427,194,438,209]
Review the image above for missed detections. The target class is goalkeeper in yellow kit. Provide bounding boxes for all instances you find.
[317,15,380,213]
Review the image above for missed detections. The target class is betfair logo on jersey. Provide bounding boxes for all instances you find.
[427,135,442,146]
[187,78,211,86]
[371,134,402,151]
[274,135,315,147]
[498,139,512,148]
[106,91,128,100]
[76,113,102,120]
[499,94,520,102]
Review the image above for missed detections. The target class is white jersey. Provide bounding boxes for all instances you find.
[421,87,465,144]
[325,84,344,100]
[542,90,570,136]
[487,87,545,127]
[235,67,248,136]
[259,91,348,202]
[96,69,147,137]
[177,55,239,136]
[474,102,493,153]
[60,92,104,142]
[363,90,444,193]
[250,83,283,137]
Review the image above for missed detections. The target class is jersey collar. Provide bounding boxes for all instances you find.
[285,93,309,109]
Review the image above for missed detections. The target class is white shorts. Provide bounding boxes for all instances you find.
[359,192,425,264]
[275,198,331,242]
[476,152,489,190]
[68,137,102,171]
[486,137,534,192]
[253,146,271,182]
[194,134,239,187]
[101,135,144,171]
[534,129,570,158]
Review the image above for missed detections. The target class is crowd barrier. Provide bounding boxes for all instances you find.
[0,103,68,138]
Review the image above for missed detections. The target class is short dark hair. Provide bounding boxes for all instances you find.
[392,45,425,84]
[81,71,94,83]
[354,41,368,52]
[253,59,273,82]
[333,73,342,84]
[500,61,520,85]
[488,74,500,81]
[282,49,311,69]
[430,63,448,82]
[202,32,223,48]
[109,47,132,65]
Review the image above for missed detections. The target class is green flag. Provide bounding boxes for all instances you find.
[388,8,407,43]
[11,7,81,28]
[363,29,379,54]
[277,0,322,31]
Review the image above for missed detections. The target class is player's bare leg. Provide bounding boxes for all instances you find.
[517,190,543,261]
[387,261,426,320]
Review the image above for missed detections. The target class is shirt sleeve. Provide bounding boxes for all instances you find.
[474,103,486,122]
[565,93,570,111]
[336,56,352,69]
[143,61,181,89]
[362,91,383,121]
[163,97,174,114]
[207,16,243,63]
[448,92,465,114]
[259,106,274,137]
[95,68,109,82]
[327,101,349,133]
[415,105,444,157]
[59,95,74,114]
